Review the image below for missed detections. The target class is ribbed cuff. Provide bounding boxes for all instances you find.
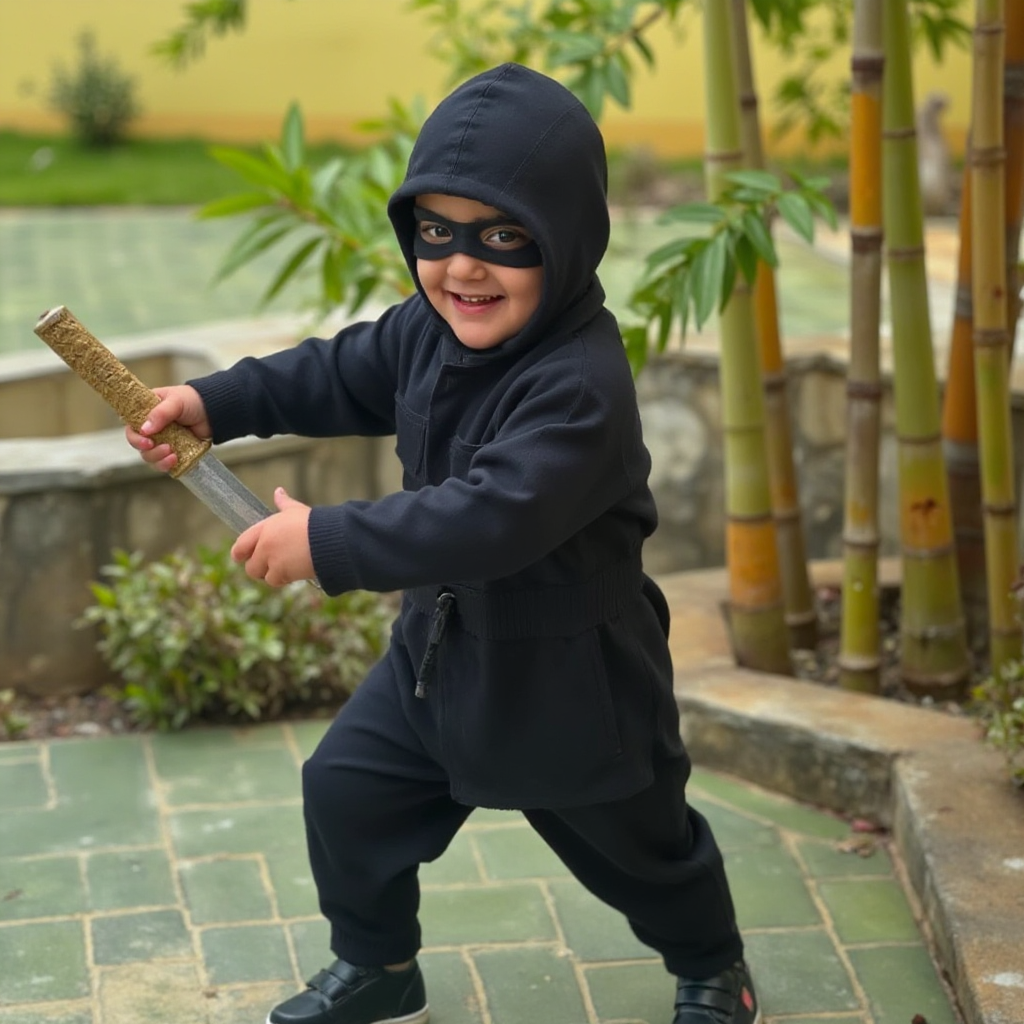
[308,505,360,596]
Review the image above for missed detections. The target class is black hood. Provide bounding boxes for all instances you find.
[388,63,610,353]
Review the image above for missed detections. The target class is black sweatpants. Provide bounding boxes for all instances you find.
[301,654,744,980]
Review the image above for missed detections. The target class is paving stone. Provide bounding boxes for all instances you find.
[0,763,48,811]
[85,849,177,910]
[0,920,89,1003]
[418,950,486,1023]
[0,1007,93,1024]
[0,740,159,857]
[150,738,300,805]
[847,945,959,1024]
[90,910,192,965]
[473,946,588,1024]
[288,721,331,760]
[0,744,42,765]
[288,919,332,980]
[0,856,86,921]
[795,836,894,878]
[169,803,304,858]
[817,878,921,944]
[723,846,822,930]
[419,831,482,887]
[690,772,849,840]
[744,930,860,1016]
[200,924,293,984]
[178,858,273,924]
[202,982,297,1024]
[692,800,779,849]
[548,879,652,962]
[96,962,208,1024]
[472,826,570,880]
[263,845,320,918]
[583,962,675,1024]
[419,884,557,946]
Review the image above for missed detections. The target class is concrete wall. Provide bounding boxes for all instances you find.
[0,0,973,157]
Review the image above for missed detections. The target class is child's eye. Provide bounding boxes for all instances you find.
[483,226,532,250]
[418,222,451,244]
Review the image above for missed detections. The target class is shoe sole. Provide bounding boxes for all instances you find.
[265,1004,428,1024]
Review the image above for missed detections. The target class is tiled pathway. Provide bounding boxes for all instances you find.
[0,722,959,1024]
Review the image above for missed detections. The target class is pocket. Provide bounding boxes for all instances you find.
[394,392,427,486]
[448,436,483,479]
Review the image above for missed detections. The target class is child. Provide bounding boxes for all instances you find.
[129,63,760,1024]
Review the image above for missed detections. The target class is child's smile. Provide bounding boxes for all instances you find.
[415,193,544,350]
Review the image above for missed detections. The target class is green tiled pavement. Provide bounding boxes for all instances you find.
[0,724,960,1024]
[0,208,867,358]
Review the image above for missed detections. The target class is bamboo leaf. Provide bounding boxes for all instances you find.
[196,191,274,220]
[604,55,631,108]
[659,202,726,225]
[281,102,305,171]
[260,236,322,307]
[548,31,604,66]
[208,146,294,193]
[776,192,815,242]
[733,232,760,286]
[740,210,778,267]
[213,220,293,284]
[724,169,780,196]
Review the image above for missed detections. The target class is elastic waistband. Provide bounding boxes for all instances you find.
[405,556,644,640]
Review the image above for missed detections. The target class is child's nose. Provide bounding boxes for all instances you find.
[446,251,488,278]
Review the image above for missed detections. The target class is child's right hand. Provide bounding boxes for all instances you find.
[125,385,212,474]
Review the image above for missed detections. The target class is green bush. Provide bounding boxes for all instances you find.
[49,30,140,146]
[79,547,392,731]
[972,660,1024,788]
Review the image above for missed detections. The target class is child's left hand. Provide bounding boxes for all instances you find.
[231,487,315,587]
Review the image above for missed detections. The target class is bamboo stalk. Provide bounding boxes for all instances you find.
[971,0,1021,675]
[884,0,971,697]
[1006,0,1024,350]
[704,0,791,674]
[730,0,817,651]
[839,0,885,693]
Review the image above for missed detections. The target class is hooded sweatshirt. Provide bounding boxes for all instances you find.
[189,63,684,808]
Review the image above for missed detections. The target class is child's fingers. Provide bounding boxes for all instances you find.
[231,522,262,564]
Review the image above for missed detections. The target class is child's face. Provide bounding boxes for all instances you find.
[414,194,544,350]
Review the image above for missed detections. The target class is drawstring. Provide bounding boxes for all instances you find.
[415,590,455,698]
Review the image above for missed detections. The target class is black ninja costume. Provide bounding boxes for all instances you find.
[187,63,743,978]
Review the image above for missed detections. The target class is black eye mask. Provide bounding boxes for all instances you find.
[413,206,543,268]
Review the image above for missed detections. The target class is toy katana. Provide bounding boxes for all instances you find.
[34,306,272,534]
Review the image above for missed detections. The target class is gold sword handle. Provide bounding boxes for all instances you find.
[33,306,212,479]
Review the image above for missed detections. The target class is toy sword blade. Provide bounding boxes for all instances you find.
[33,305,273,534]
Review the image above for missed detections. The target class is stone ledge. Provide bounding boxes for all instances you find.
[662,563,1024,1024]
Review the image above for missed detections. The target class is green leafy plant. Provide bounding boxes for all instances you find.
[79,547,392,732]
[0,689,29,741]
[972,660,1024,788]
[621,168,837,372]
[197,99,419,315]
[49,30,140,146]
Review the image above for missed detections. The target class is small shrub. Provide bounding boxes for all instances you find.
[972,660,1024,788]
[0,689,28,740]
[49,30,140,146]
[79,547,392,731]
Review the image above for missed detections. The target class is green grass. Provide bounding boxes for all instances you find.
[0,131,354,207]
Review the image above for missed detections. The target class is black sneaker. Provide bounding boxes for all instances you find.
[672,961,760,1024]
[266,959,428,1024]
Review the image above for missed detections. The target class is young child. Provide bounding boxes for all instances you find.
[128,63,760,1024]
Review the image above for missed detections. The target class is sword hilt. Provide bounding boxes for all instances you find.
[33,306,211,478]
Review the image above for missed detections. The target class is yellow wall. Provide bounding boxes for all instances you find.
[0,0,972,157]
